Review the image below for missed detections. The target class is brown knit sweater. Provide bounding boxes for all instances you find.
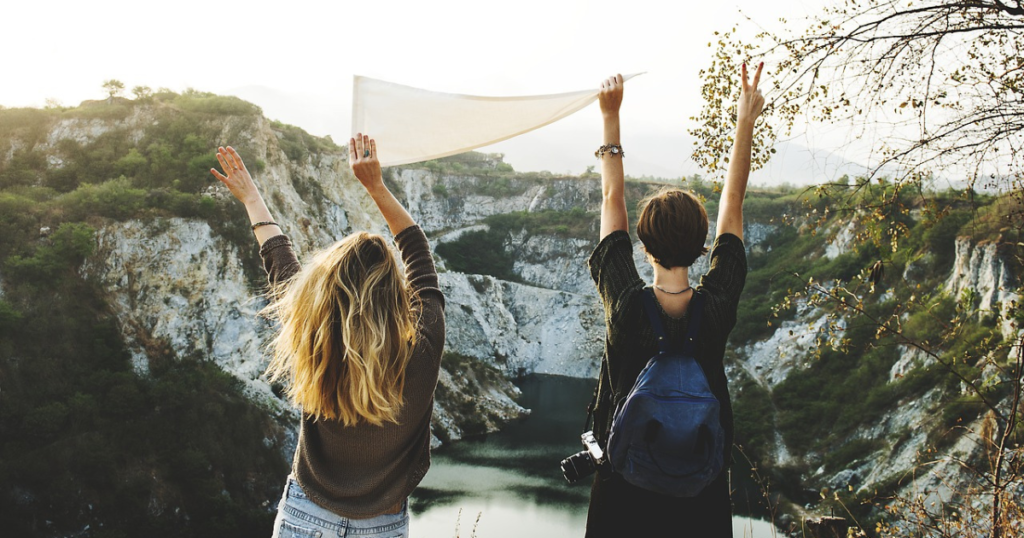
[259,225,446,518]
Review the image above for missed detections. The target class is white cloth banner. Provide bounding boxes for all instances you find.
[351,74,640,167]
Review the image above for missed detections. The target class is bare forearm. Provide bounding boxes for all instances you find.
[600,113,627,238]
[243,195,283,246]
[723,120,754,207]
[367,183,416,236]
[717,120,754,239]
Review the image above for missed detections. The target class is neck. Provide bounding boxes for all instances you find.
[652,264,689,292]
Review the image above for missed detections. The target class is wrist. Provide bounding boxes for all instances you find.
[242,193,267,209]
[736,116,756,131]
[366,181,390,198]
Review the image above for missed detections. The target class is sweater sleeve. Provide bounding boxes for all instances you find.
[259,234,302,286]
[588,230,645,325]
[698,233,747,334]
[393,225,444,306]
[394,225,446,365]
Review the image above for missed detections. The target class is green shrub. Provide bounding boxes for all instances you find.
[63,103,132,121]
[0,192,44,258]
[773,321,902,452]
[271,120,337,162]
[436,229,519,281]
[923,209,973,271]
[485,207,597,238]
[941,394,987,429]
[822,438,885,473]
[0,148,48,188]
[173,92,261,116]
[113,148,148,177]
[0,300,22,334]
[23,402,69,440]
[0,107,55,148]
[5,222,95,282]
[61,177,147,220]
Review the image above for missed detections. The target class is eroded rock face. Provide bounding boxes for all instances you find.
[440,273,604,378]
[733,229,1020,511]
[946,238,1019,339]
[83,215,545,444]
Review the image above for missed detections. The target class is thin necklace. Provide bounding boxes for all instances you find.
[654,284,692,295]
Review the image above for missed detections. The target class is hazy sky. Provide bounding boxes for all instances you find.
[4,0,866,183]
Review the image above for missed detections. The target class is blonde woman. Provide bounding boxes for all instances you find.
[211,135,445,538]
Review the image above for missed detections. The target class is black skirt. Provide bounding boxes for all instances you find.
[585,468,732,537]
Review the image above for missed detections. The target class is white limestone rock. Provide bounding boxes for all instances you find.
[439,273,604,379]
[945,237,1020,340]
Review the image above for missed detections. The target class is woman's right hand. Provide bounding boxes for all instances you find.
[737,62,765,128]
[350,133,383,193]
[349,134,417,235]
[210,146,261,206]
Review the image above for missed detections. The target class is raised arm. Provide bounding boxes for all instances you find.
[598,74,627,240]
[716,62,766,241]
[349,134,417,236]
[210,146,283,246]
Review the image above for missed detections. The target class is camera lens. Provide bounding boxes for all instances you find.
[560,450,596,483]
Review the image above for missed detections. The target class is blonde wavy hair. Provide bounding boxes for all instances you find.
[263,232,419,426]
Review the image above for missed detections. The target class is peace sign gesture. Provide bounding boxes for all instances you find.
[738,62,765,127]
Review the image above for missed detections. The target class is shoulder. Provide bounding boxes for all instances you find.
[710,233,745,260]
[589,230,634,268]
[395,224,430,253]
[259,234,294,257]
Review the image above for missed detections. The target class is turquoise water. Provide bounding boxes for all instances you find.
[409,374,779,537]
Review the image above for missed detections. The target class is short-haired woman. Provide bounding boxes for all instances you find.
[211,135,445,538]
[586,65,764,537]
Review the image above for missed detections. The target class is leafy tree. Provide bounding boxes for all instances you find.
[102,79,125,100]
[693,2,1024,536]
[132,85,152,101]
[693,0,1023,192]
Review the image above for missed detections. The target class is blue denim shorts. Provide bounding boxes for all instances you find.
[271,476,409,538]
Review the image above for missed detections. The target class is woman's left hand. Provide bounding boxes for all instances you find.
[211,146,261,206]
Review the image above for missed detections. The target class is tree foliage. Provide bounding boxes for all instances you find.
[694,0,1024,190]
[102,79,125,100]
[692,3,1024,535]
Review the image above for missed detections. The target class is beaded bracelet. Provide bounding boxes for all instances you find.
[595,144,625,158]
[251,221,279,231]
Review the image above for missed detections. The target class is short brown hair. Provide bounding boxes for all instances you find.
[636,188,709,269]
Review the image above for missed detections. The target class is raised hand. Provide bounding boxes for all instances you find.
[738,62,765,127]
[598,74,624,118]
[348,134,416,235]
[349,133,383,192]
[210,146,280,245]
[211,146,261,206]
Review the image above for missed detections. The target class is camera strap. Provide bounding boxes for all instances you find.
[585,351,615,436]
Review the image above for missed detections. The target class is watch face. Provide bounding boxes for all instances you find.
[611,147,620,154]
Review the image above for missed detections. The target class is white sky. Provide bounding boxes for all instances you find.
[4,0,865,183]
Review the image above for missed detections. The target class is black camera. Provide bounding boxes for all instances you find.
[560,431,606,483]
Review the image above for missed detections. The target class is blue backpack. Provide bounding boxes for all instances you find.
[606,289,725,497]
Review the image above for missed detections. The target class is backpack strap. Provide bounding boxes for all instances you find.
[641,288,706,355]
